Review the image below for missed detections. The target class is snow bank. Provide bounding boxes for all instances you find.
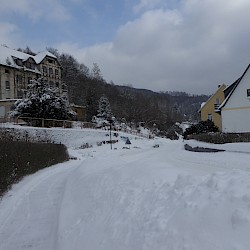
[0,124,142,149]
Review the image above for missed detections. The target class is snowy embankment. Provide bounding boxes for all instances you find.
[1,125,250,250]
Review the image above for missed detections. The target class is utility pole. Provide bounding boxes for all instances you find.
[108,116,115,150]
[110,121,112,150]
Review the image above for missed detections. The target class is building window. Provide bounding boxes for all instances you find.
[247,89,250,98]
[55,69,59,75]
[15,59,22,66]
[17,90,23,99]
[214,98,220,109]
[48,59,54,64]
[208,114,213,121]
[5,69,10,74]
[26,61,31,69]
[6,90,10,99]
[43,66,47,75]
[5,81,10,90]
[30,63,35,70]
[49,67,53,76]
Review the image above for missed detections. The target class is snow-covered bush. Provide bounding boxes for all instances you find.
[10,78,76,121]
[96,95,113,119]
[183,120,219,139]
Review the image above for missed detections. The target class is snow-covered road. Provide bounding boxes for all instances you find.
[1,130,250,250]
[0,151,84,250]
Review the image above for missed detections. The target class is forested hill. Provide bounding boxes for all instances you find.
[53,47,209,129]
[21,46,210,130]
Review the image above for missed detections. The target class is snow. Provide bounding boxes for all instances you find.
[34,51,57,64]
[1,125,250,250]
[0,45,56,71]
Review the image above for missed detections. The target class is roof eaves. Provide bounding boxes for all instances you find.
[198,84,226,112]
[220,64,250,110]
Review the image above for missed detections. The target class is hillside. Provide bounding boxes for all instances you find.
[48,49,209,129]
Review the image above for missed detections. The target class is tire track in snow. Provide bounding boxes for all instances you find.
[0,158,84,250]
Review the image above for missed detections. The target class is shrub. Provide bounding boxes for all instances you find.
[187,132,250,144]
[183,120,219,139]
[0,129,69,196]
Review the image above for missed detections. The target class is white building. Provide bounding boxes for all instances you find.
[219,64,250,133]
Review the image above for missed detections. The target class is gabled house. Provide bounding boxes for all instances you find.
[0,45,65,120]
[199,84,226,130]
[219,64,250,133]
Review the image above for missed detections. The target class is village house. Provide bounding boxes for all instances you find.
[0,45,64,120]
[218,64,250,133]
[199,84,226,130]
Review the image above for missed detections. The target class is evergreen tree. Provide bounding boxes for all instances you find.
[183,120,219,139]
[10,78,76,120]
[96,95,112,120]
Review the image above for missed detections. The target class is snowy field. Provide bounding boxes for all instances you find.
[1,125,250,250]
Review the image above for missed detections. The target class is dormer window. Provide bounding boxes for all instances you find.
[48,59,54,64]
[26,61,31,69]
[15,58,22,66]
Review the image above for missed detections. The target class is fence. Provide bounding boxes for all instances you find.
[0,116,96,129]
[0,116,154,139]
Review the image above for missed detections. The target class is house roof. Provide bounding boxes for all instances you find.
[0,45,58,70]
[219,64,250,110]
[198,84,226,113]
[34,51,57,64]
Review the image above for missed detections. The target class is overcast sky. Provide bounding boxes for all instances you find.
[1,0,250,94]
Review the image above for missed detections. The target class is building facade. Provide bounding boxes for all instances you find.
[199,84,226,131]
[220,64,250,133]
[0,45,64,119]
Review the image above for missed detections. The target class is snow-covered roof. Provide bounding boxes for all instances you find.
[70,104,86,108]
[34,51,57,64]
[200,102,206,109]
[0,45,57,69]
[0,45,26,69]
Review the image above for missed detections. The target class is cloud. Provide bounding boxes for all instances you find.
[59,0,250,94]
[134,0,163,13]
[0,22,19,47]
[0,0,70,22]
